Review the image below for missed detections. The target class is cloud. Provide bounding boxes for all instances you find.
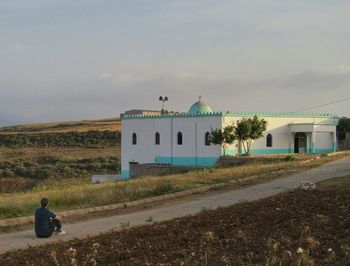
[337,64,350,74]
[99,73,147,85]
[99,73,113,79]
[0,0,62,10]
[175,72,220,81]
[11,42,31,52]
[281,69,350,91]
[1,67,350,126]
[1,0,350,125]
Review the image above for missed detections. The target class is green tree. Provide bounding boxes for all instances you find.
[210,125,235,156]
[235,115,267,155]
[337,117,350,140]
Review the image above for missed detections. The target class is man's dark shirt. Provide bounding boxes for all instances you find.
[35,207,56,237]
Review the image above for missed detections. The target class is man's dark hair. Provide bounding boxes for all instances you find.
[41,198,49,207]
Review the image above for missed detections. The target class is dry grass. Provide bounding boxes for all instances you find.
[0,147,120,193]
[0,154,345,219]
[0,118,121,134]
[0,147,119,163]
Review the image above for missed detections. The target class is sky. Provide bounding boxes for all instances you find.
[0,0,349,126]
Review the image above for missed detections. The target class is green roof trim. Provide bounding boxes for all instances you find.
[288,123,338,126]
[122,112,223,120]
[122,111,338,120]
[224,112,337,118]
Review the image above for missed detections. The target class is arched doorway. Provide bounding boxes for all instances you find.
[294,132,307,153]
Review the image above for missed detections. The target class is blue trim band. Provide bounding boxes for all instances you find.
[155,156,218,167]
[311,143,316,153]
[315,148,334,154]
[250,149,291,155]
[224,149,237,156]
[121,170,130,179]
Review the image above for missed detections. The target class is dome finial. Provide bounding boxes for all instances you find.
[198,95,202,101]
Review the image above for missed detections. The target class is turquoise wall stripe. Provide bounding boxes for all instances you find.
[315,148,334,154]
[250,149,291,155]
[251,148,334,155]
[155,156,218,167]
[332,142,336,152]
[121,170,130,179]
[311,143,316,153]
[224,149,237,156]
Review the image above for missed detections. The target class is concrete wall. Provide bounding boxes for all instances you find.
[130,163,205,178]
[217,156,284,167]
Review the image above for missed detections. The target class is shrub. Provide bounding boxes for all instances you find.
[14,166,28,177]
[0,131,120,148]
[1,169,14,178]
[284,155,296,161]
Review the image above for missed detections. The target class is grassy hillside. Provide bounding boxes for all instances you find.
[0,118,121,134]
[0,154,339,219]
[0,118,121,188]
[0,153,348,219]
[0,131,120,148]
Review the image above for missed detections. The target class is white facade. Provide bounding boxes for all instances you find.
[121,115,222,178]
[121,101,338,178]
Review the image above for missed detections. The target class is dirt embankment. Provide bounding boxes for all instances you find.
[1,177,349,265]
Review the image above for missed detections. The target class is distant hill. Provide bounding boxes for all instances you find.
[0,118,121,134]
[0,118,121,148]
[0,118,121,183]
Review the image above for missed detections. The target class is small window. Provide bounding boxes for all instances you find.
[266,133,272,147]
[205,132,211,146]
[155,132,160,145]
[132,133,137,145]
[177,132,183,145]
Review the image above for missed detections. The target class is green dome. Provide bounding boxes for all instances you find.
[188,100,213,114]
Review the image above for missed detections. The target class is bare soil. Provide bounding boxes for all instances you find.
[0,176,349,265]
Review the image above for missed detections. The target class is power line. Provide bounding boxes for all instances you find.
[291,97,350,113]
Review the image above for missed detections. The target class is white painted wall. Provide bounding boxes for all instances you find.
[121,116,222,176]
[171,116,222,158]
[223,116,336,153]
[122,114,337,176]
[315,132,333,149]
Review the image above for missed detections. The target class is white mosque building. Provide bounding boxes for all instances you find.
[121,100,338,178]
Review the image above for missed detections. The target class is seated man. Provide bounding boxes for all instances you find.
[35,198,66,238]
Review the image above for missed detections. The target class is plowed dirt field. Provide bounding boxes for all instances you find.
[1,176,349,265]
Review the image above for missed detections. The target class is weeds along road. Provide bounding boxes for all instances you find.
[0,156,350,254]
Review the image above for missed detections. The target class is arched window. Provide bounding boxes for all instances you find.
[177,132,183,145]
[155,132,160,145]
[266,133,272,147]
[205,132,211,146]
[132,133,137,145]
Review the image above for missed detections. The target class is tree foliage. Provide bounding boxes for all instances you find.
[337,117,350,140]
[210,125,235,156]
[235,115,267,155]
